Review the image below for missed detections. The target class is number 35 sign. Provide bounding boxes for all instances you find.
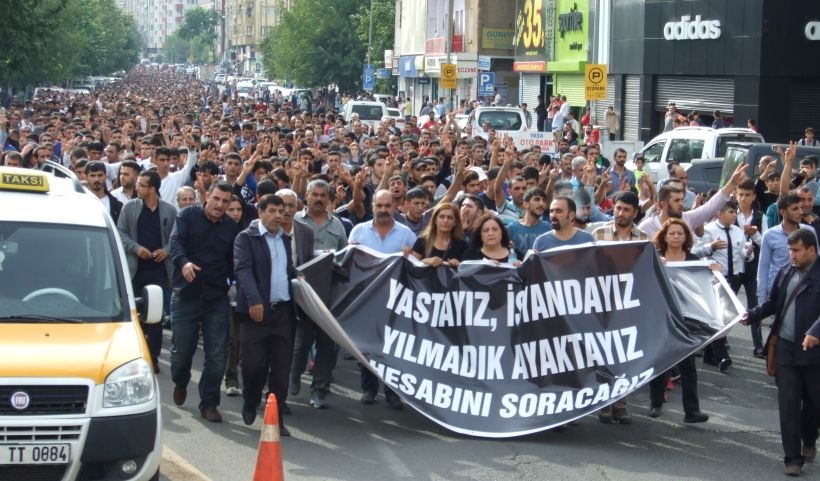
[514,0,546,57]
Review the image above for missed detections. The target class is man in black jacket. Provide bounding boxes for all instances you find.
[742,228,820,477]
[168,181,240,423]
[233,194,303,435]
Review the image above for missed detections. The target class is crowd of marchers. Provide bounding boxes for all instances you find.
[1,65,819,477]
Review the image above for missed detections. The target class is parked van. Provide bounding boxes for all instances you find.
[719,142,820,187]
[343,101,388,132]
[628,127,764,183]
[0,163,164,481]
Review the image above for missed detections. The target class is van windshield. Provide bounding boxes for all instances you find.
[351,105,384,121]
[720,146,748,187]
[0,223,125,322]
[476,111,523,131]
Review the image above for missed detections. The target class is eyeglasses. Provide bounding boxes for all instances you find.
[135,182,148,188]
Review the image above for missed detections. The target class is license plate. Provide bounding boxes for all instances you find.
[0,444,70,465]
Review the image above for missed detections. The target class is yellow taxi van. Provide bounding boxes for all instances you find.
[0,163,163,481]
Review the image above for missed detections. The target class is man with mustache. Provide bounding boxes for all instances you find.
[348,189,416,409]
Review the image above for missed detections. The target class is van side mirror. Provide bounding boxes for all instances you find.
[136,285,164,324]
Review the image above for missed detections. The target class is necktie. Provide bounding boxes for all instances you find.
[723,225,733,278]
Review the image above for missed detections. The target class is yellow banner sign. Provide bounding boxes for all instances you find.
[441,63,457,89]
[585,63,607,100]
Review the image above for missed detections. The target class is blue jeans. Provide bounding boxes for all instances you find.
[170,293,229,410]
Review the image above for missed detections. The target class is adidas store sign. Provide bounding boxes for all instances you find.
[663,15,722,41]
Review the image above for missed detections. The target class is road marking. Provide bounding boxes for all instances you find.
[162,446,214,481]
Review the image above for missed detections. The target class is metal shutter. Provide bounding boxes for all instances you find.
[520,74,541,112]
[789,79,820,140]
[623,75,640,141]
[593,76,616,128]
[554,74,585,109]
[654,76,734,114]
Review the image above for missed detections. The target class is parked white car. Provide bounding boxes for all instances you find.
[627,126,765,183]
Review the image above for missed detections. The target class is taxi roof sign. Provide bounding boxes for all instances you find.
[0,170,50,193]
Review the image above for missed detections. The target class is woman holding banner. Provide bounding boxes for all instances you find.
[462,214,523,266]
[411,202,469,267]
[648,218,710,423]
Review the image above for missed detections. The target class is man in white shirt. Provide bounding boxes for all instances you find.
[697,200,752,372]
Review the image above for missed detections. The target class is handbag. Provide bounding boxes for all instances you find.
[767,271,809,377]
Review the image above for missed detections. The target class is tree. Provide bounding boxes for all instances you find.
[261,0,372,89]
[352,0,396,93]
[164,35,192,64]
[177,8,220,47]
[0,0,140,89]
[175,7,220,64]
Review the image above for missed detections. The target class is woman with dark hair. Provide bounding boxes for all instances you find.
[654,217,697,262]
[647,217,709,424]
[223,193,247,397]
[226,194,250,229]
[411,202,469,267]
[462,213,523,265]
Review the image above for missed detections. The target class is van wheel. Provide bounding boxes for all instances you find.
[149,469,160,481]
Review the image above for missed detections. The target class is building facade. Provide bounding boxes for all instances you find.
[609,0,820,142]
[121,0,203,55]
[225,0,291,75]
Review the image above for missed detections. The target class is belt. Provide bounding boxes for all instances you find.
[269,301,291,310]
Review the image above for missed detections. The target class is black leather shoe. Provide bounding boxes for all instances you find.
[718,358,732,372]
[386,394,404,411]
[648,406,662,418]
[753,348,766,358]
[361,390,377,405]
[309,392,328,409]
[279,425,291,437]
[289,378,301,396]
[242,404,256,426]
[684,411,709,423]
[200,406,222,423]
[172,386,187,406]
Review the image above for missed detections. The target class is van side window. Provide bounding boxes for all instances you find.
[643,141,666,163]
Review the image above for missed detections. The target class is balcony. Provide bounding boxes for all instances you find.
[451,34,464,53]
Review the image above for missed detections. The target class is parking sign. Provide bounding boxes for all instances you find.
[479,72,495,97]
[363,64,375,91]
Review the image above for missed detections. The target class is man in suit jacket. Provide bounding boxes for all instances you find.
[117,170,177,372]
[234,194,303,435]
[742,228,820,477]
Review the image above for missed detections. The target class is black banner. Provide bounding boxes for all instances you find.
[293,243,741,438]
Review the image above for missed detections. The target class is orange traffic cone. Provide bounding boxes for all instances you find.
[252,394,284,481]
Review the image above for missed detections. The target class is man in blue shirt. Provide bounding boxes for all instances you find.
[349,189,416,409]
[507,187,551,251]
[168,181,240,423]
[758,193,817,303]
[533,197,594,252]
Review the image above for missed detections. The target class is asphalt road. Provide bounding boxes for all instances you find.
[154,310,809,481]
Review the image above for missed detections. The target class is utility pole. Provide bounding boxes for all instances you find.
[367,0,374,66]
[445,0,454,112]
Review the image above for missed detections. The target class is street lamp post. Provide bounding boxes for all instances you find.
[367,0,374,83]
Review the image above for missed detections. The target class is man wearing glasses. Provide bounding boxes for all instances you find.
[117,170,177,374]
